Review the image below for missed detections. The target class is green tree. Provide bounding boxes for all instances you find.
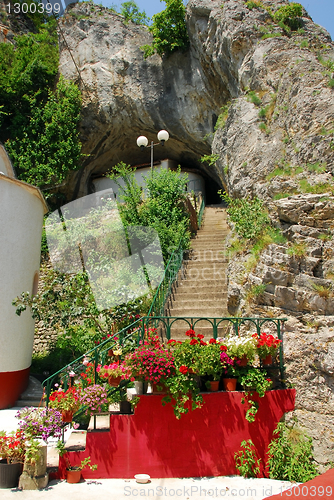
[120,1,150,25]
[6,77,82,190]
[108,163,190,260]
[0,18,82,193]
[141,0,189,58]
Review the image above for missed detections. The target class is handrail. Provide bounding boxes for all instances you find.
[197,197,205,228]
[142,315,287,384]
[147,236,184,319]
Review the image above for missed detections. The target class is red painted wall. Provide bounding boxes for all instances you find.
[0,367,30,409]
[58,389,295,479]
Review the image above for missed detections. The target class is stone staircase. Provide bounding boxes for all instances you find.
[165,205,230,339]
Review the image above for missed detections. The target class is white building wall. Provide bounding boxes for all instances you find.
[0,176,46,372]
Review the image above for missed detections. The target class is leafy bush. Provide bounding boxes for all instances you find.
[268,419,319,482]
[0,18,82,194]
[120,1,150,25]
[219,192,270,240]
[215,102,231,130]
[141,0,189,58]
[109,163,191,260]
[6,77,82,190]
[273,3,303,32]
[235,439,261,477]
[247,90,262,106]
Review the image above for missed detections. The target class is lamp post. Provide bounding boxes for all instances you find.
[136,130,169,172]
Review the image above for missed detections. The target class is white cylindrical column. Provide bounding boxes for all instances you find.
[0,175,47,408]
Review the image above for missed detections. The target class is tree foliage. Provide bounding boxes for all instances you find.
[108,163,191,260]
[6,77,82,189]
[141,0,189,58]
[0,18,82,193]
[273,3,303,31]
[120,1,150,25]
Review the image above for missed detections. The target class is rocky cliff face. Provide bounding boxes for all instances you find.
[57,0,334,468]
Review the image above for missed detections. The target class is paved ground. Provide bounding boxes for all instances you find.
[0,407,297,499]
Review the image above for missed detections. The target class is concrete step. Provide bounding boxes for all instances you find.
[170,291,227,299]
[168,307,229,316]
[15,376,45,407]
[174,283,227,292]
[168,297,227,307]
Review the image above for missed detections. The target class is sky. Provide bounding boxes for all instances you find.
[100,0,334,40]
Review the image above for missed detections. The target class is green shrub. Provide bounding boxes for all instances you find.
[235,440,261,477]
[273,3,303,32]
[245,1,263,10]
[120,1,150,25]
[219,192,270,240]
[141,0,188,58]
[268,419,319,482]
[215,102,231,130]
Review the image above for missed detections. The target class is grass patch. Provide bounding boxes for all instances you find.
[299,179,333,194]
[311,282,332,299]
[306,161,327,173]
[215,102,231,130]
[287,242,307,257]
[247,91,262,106]
[273,193,290,200]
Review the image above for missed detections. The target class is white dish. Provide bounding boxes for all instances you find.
[134,474,150,484]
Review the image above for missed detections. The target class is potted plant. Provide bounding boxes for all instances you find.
[238,367,272,422]
[48,387,81,422]
[56,442,97,483]
[220,349,241,391]
[195,341,223,391]
[78,383,109,416]
[223,334,257,365]
[0,430,25,488]
[97,362,126,387]
[123,334,175,391]
[252,332,282,365]
[15,407,62,489]
[163,364,203,419]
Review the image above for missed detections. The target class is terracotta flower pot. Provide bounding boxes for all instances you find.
[209,380,219,392]
[62,410,74,423]
[237,355,248,366]
[0,460,23,488]
[262,354,273,366]
[222,378,237,391]
[66,469,81,483]
[108,375,121,387]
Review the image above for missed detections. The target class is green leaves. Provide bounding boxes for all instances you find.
[219,192,270,240]
[273,3,303,32]
[268,419,319,482]
[120,1,150,25]
[141,0,189,58]
[5,77,82,190]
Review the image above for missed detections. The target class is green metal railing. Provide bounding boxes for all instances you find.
[147,237,185,319]
[197,197,205,228]
[142,315,287,384]
[43,314,287,409]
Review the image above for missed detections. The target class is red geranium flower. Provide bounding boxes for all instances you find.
[185,329,196,337]
[209,338,216,344]
[196,334,204,340]
[179,365,189,375]
[220,345,227,352]
[190,338,199,345]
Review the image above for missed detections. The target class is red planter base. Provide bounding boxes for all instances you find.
[66,469,81,483]
[57,389,295,479]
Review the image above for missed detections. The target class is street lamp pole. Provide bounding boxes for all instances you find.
[136,130,170,172]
